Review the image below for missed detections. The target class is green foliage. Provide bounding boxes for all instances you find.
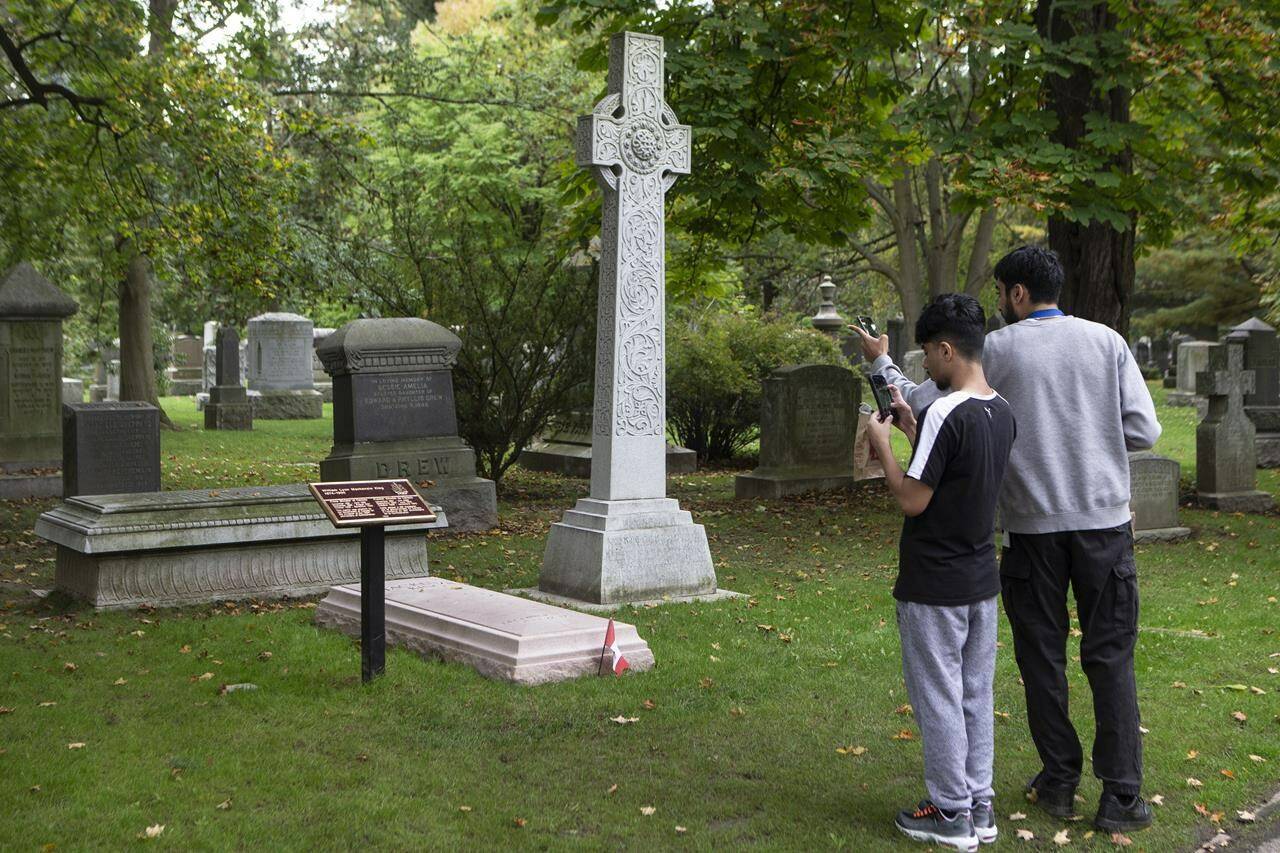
[1132,245,1264,336]
[666,306,845,462]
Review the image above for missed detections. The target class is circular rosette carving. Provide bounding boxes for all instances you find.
[620,268,659,317]
[620,116,667,175]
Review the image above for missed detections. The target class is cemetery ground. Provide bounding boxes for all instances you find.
[1,390,1278,851]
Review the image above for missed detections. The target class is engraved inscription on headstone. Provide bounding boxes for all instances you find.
[347,372,456,443]
[1127,451,1189,541]
[245,312,322,419]
[62,402,161,497]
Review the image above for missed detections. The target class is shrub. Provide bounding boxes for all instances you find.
[666,307,845,462]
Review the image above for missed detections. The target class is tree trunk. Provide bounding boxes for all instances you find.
[1035,0,1135,335]
[118,248,174,428]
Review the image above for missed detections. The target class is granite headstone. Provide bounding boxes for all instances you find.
[736,364,860,499]
[902,349,928,385]
[1127,451,1189,542]
[204,327,252,431]
[518,409,697,477]
[62,402,161,497]
[0,262,79,499]
[1168,340,1212,407]
[246,312,323,419]
[317,317,496,532]
[1195,341,1273,511]
[1226,318,1280,467]
[165,334,203,396]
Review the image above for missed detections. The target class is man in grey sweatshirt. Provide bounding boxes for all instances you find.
[853,246,1161,832]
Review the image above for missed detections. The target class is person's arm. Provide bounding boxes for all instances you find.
[850,325,943,417]
[865,403,935,517]
[1117,338,1162,450]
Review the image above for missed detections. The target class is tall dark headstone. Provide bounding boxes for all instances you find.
[1150,336,1170,375]
[62,402,161,497]
[204,326,252,431]
[0,262,79,499]
[318,318,497,532]
[1195,341,1273,512]
[1226,317,1280,467]
[735,364,860,499]
[1165,332,1194,390]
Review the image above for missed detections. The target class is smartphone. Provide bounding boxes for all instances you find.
[857,315,879,338]
[870,374,895,422]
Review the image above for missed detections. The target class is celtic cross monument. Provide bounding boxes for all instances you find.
[1195,339,1274,511]
[538,32,721,605]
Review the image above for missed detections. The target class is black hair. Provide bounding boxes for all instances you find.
[993,245,1064,304]
[914,293,986,359]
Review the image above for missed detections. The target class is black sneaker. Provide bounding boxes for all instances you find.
[1094,792,1154,832]
[895,800,979,852]
[1025,771,1077,818]
[971,799,997,844]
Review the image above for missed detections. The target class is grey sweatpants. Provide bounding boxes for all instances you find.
[897,597,998,813]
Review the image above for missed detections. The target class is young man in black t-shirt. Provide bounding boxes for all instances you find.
[866,294,1016,852]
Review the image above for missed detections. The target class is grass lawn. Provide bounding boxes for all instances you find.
[1,388,1277,850]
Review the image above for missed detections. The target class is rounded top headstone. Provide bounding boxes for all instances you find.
[317,317,462,376]
[249,311,311,325]
[0,262,79,319]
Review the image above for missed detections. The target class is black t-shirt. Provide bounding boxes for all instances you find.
[894,392,1016,606]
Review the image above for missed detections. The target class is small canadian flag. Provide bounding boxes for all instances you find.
[600,618,630,676]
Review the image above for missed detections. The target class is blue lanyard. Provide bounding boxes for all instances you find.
[1028,308,1065,319]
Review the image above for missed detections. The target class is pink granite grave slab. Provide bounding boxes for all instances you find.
[315,577,653,684]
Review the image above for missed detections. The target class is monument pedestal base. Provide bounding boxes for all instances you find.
[0,470,61,500]
[1256,434,1280,468]
[249,388,323,419]
[1196,490,1274,512]
[734,470,857,500]
[1134,526,1192,543]
[540,497,718,605]
[316,577,654,684]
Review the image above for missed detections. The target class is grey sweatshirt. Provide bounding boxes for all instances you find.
[872,315,1162,534]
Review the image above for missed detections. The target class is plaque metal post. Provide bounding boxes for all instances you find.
[359,524,386,683]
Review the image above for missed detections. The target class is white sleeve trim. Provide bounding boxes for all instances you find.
[905,392,970,481]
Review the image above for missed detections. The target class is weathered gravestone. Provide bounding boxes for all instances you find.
[886,317,906,367]
[537,31,724,606]
[317,317,497,532]
[196,320,218,410]
[1164,333,1192,389]
[165,334,203,396]
[61,378,83,405]
[1150,336,1170,375]
[1225,318,1280,467]
[62,402,161,497]
[245,312,323,419]
[519,409,697,478]
[736,364,860,499]
[0,263,78,499]
[1195,341,1274,512]
[89,341,118,403]
[204,327,252,431]
[1127,451,1190,542]
[902,349,928,385]
[1168,340,1212,407]
[313,326,334,403]
[1134,337,1151,367]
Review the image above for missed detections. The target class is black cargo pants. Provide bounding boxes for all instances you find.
[1000,523,1142,797]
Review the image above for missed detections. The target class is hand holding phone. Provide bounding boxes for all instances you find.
[870,374,896,422]
[857,315,879,339]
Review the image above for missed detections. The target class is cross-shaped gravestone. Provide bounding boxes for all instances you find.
[537,32,722,607]
[1194,340,1273,511]
[576,30,690,500]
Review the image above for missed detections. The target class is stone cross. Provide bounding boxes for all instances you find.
[576,31,691,501]
[1196,340,1254,422]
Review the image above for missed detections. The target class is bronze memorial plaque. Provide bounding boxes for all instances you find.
[308,479,437,528]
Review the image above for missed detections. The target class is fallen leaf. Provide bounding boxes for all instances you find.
[642,699,656,710]
[640,806,656,816]
[895,703,913,716]
[1188,777,1203,788]
[197,672,214,681]
[610,715,639,725]
[1016,828,1035,841]
[1173,681,1187,689]
[67,742,85,750]
[216,799,231,810]
[130,630,145,637]
[1009,811,1027,821]
[0,707,12,714]
[606,784,618,795]
[891,729,915,741]
[63,662,76,672]
[698,677,713,689]
[139,825,164,840]
[257,651,272,661]
[1220,769,1235,780]
[1151,794,1164,806]
[1195,803,1210,817]
[1111,832,1132,846]
[1238,810,1256,822]
[835,745,867,756]
[729,707,745,718]
[1250,686,1267,695]
[1210,811,1225,824]
[1053,829,1070,846]
[179,645,190,654]
[458,805,471,812]
[1139,725,1150,734]
[1187,750,1199,760]
[1249,754,1266,763]
[513,817,526,828]
[675,825,687,834]
[30,785,40,793]
[113,678,126,686]
[1232,711,1248,722]
[38,701,55,708]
